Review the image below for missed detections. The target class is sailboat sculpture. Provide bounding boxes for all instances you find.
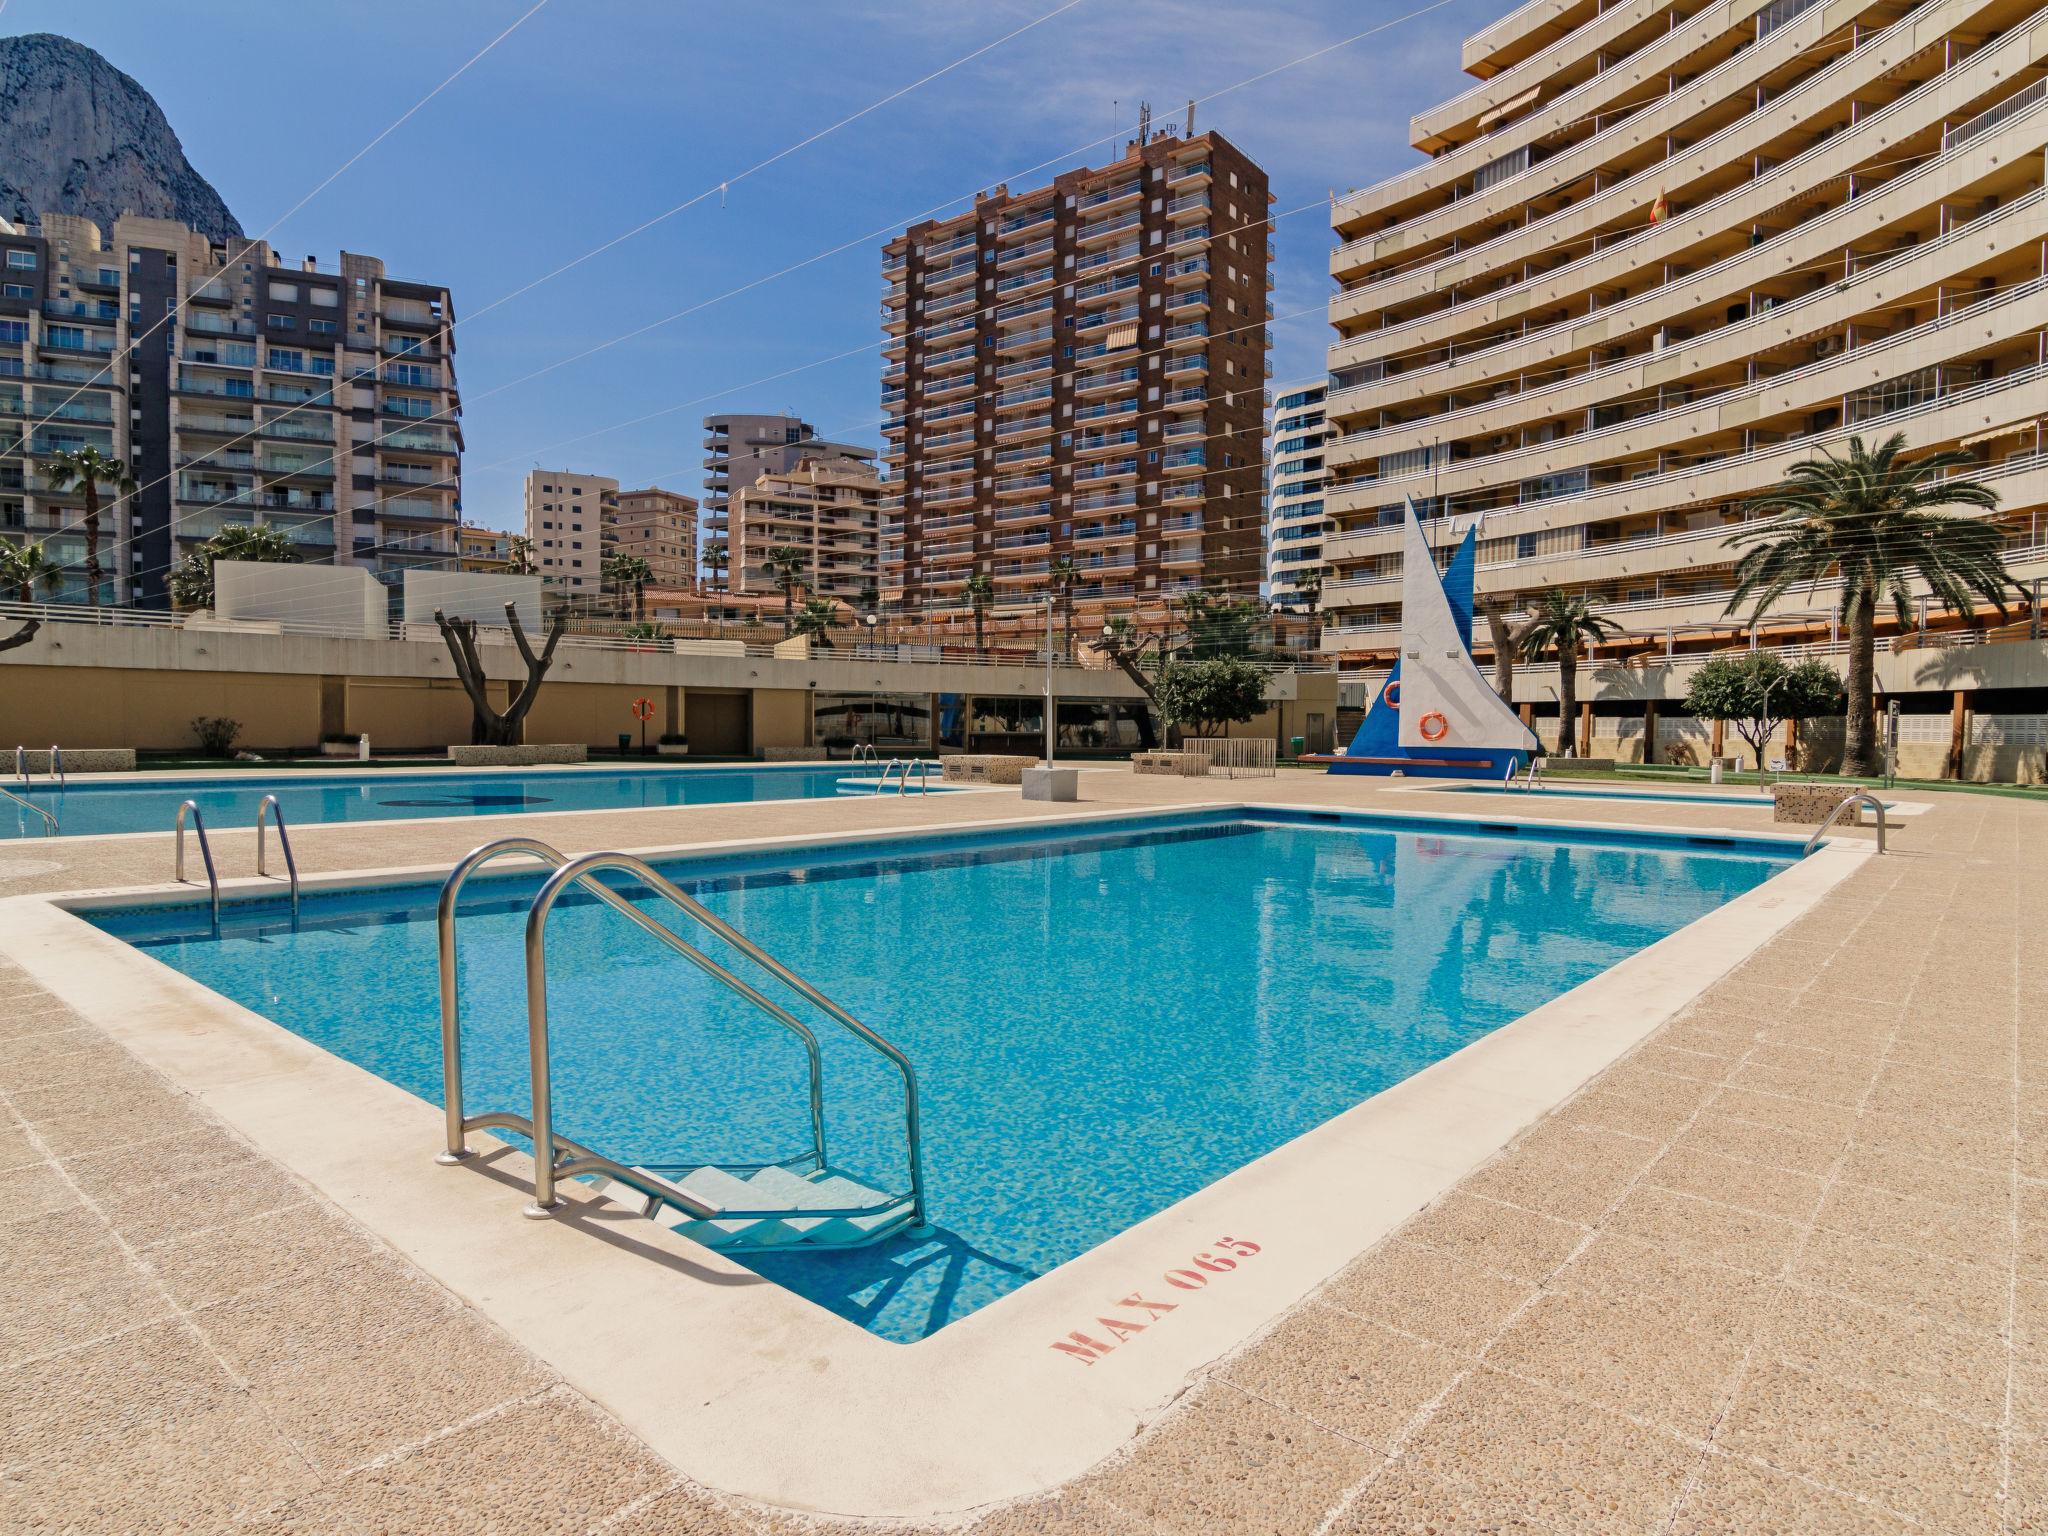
[1326,499,1538,780]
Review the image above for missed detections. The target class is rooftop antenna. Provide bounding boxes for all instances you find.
[1137,100,1151,145]
[1186,98,1196,135]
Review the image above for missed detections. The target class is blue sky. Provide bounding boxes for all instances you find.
[8,0,1498,534]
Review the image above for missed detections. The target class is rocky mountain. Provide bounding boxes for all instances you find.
[0,32,241,241]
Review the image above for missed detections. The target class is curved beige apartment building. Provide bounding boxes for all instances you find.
[1321,0,2048,679]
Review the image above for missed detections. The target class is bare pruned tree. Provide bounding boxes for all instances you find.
[434,602,568,746]
[0,617,40,655]
[1477,596,1527,703]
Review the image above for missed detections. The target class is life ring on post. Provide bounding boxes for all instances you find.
[1418,711,1450,742]
[1382,679,1402,709]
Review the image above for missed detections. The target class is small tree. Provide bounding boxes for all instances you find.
[167,522,300,610]
[602,551,653,623]
[0,539,57,604]
[1157,655,1267,738]
[433,601,569,746]
[40,445,136,609]
[792,595,841,649]
[764,545,805,633]
[1518,590,1619,755]
[1683,652,1845,771]
[1178,585,1265,658]
[965,571,995,652]
[703,540,729,591]
[505,535,538,576]
[1049,557,1078,659]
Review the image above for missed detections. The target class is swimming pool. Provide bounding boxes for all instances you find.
[95,806,1801,1342]
[1,762,947,839]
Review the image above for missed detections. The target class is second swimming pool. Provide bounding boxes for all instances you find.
[94,806,1800,1341]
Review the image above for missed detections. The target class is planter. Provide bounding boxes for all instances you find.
[1132,750,1211,778]
[1772,781,1859,824]
[657,743,690,757]
[445,744,588,767]
[1022,765,1079,802]
[940,754,1036,785]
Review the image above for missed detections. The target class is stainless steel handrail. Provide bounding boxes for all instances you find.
[523,850,926,1225]
[254,795,300,917]
[12,746,23,788]
[48,745,62,792]
[0,781,56,834]
[1803,792,1888,856]
[174,800,220,925]
[435,837,828,1178]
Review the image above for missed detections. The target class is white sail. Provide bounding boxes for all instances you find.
[1396,502,1539,754]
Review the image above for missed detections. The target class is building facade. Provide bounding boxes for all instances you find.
[609,486,697,591]
[1265,381,1329,611]
[1319,0,2048,664]
[878,128,1273,637]
[522,469,617,596]
[728,456,885,607]
[0,211,460,608]
[456,523,512,574]
[699,413,873,578]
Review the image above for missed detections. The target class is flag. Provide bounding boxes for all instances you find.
[1648,191,1670,224]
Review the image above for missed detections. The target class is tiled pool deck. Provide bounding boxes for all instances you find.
[2,769,2040,1533]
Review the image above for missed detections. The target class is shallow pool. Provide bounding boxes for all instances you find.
[3,762,943,839]
[94,807,1799,1341]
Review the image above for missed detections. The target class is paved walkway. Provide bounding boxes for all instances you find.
[3,771,2041,1533]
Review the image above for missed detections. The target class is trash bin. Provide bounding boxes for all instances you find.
[1289,735,1305,758]
[616,733,632,757]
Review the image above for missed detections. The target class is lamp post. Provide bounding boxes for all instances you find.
[1043,592,1056,766]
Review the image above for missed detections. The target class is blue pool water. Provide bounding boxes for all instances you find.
[93,807,1800,1341]
[2,763,942,839]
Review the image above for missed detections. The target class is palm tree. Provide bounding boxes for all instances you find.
[792,596,842,649]
[1725,432,2007,776]
[703,540,729,592]
[1049,556,1078,660]
[764,544,806,634]
[0,539,57,603]
[1517,589,1619,756]
[167,521,300,610]
[603,551,653,623]
[40,445,136,608]
[965,570,995,653]
[505,535,538,576]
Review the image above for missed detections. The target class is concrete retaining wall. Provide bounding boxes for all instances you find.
[9,748,136,774]
[445,744,588,767]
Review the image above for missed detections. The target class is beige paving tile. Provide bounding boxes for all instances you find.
[1667,1453,1918,1534]
[97,1152,311,1248]
[1825,1177,2012,1269]
[1485,1288,1750,1438]
[960,1488,1161,1535]
[1400,1366,1695,1536]
[1318,1238,1536,1353]
[1461,1121,1653,1225]
[1646,1144,1826,1222]
[1761,1284,2010,1427]
[193,1251,460,1381]
[0,1317,237,1464]
[1705,1087,1857,1143]
[1717,1360,2001,1532]
[1836,1143,2009,1210]
[0,1206,173,1367]
[0,1159,81,1226]
[1606,1185,1804,1275]
[142,1199,375,1310]
[0,1118,36,1172]
[1325,1460,1552,1534]
[1401,1193,1586,1283]
[1551,1231,1776,1339]
[1080,1382,1381,1536]
[1792,1228,2010,1337]
[1851,1106,2015,1175]
[316,1391,671,1536]
[1672,1107,1844,1178]
[1725,1058,1871,1110]
[1220,1303,1461,1450]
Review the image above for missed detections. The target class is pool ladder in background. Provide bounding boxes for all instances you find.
[3,745,62,834]
[435,836,926,1250]
[173,796,302,926]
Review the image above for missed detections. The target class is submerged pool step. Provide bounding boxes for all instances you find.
[593,1161,915,1250]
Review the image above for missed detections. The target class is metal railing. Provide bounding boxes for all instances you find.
[0,782,56,835]
[1803,792,1887,855]
[1185,737,1278,779]
[254,795,300,917]
[174,800,220,926]
[519,850,926,1223]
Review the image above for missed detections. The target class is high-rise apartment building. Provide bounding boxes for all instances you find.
[522,469,616,596]
[609,487,697,591]
[0,211,460,608]
[729,456,885,606]
[1318,0,2048,662]
[699,413,874,571]
[1265,381,1329,611]
[879,128,1273,634]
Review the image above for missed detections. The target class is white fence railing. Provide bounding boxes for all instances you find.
[1187,737,1278,778]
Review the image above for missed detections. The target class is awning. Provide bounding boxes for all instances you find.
[1476,84,1542,132]
[1961,417,2041,447]
[1104,323,1138,351]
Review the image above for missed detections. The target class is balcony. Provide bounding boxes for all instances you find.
[994,471,1051,497]
[994,441,1051,466]
[924,258,978,293]
[994,355,1050,382]
[1073,398,1137,425]
[995,325,1054,355]
[919,231,976,261]
[995,413,1051,442]
[925,287,976,319]
[259,416,333,443]
[1162,385,1207,406]
[1073,520,1137,543]
[996,236,1054,268]
[1075,242,1140,275]
[1164,321,1208,344]
[1076,429,1138,457]
[994,501,1051,525]
[1076,210,1142,247]
[1073,488,1137,513]
[995,294,1053,324]
[1076,304,1139,334]
[994,382,1053,411]
[1075,179,1141,212]
[1163,448,1207,473]
[185,313,257,338]
[1166,160,1210,185]
[924,373,976,402]
[1166,191,1211,220]
[1163,257,1209,284]
[1166,224,1209,248]
[1073,367,1140,398]
[1074,457,1136,483]
[1165,288,1210,314]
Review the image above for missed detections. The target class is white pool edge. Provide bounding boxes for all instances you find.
[0,804,1868,1520]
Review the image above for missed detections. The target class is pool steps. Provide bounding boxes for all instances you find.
[585,1163,917,1249]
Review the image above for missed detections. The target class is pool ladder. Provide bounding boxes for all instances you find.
[878,758,933,795]
[173,797,302,925]
[435,836,926,1249]
[1803,791,1888,856]
[3,745,62,835]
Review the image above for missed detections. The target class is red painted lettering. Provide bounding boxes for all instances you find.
[1164,1268,1209,1290]
[1192,1251,1237,1273]
[1118,1293,1179,1320]
[1051,1331,1116,1365]
[1215,1236,1261,1257]
[1098,1314,1148,1342]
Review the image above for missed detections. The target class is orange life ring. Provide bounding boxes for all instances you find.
[1418,711,1450,742]
[1382,679,1402,709]
[630,697,655,722]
